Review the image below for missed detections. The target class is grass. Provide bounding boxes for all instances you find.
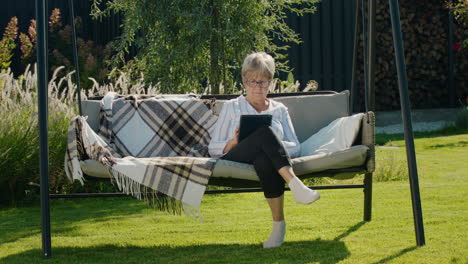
[0,132,467,263]
[375,125,467,146]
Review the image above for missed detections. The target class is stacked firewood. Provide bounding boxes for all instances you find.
[355,0,467,110]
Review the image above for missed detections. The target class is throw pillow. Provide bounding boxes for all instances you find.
[299,113,364,157]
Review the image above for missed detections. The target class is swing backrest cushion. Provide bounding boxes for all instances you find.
[82,91,350,142]
[211,91,350,143]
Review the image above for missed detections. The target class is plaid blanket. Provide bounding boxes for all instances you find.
[65,93,218,219]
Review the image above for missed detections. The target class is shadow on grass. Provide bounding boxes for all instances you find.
[334,221,367,241]
[3,202,405,264]
[0,241,350,264]
[370,246,418,264]
[0,197,149,245]
[1,219,417,264]
[1,221,371,264]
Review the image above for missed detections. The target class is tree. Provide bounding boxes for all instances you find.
[92,0,318,94]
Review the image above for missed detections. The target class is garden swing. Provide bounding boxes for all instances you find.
[36,0,425,258]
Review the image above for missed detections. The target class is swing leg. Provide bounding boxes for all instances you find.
[363,173,372,221]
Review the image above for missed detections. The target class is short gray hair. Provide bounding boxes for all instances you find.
[241,52,275,80]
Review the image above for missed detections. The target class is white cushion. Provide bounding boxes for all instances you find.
[300,113,364,157]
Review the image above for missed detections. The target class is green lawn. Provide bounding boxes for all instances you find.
[0,133,467,264]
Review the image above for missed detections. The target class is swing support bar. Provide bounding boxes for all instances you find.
[36,0,51,258]
[36,0,426,258]
[389,0,425,246]
[48,184,366,199]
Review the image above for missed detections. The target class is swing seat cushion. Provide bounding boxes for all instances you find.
[212,145,369,181]
[80,144,368,181]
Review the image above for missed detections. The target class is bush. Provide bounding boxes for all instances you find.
[447,0,468,49]
[0,9,112,94]
[19,9,112,92]
[0,66,74,205]
[0,17,18,71]
[0,66,121,206]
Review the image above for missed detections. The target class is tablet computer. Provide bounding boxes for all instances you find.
[238,115,272,142]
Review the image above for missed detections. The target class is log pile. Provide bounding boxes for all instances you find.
[355,0,467,110]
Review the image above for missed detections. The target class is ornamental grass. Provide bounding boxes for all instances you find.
[0,65,155,206]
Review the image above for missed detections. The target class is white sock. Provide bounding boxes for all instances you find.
[288,177,320,204]
[263,220,286,249]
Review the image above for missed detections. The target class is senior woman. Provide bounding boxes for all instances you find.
[208,52,320,248]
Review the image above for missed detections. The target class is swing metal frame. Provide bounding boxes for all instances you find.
[36,0,426,258]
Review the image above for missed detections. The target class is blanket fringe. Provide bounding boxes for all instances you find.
[107,167,184,216]
[183,203,204,223]
[108,167,142,199]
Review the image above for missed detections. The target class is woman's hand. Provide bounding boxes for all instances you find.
[223,127,239,153]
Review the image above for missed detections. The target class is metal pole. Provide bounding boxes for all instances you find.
[361,0,369,112]
[448,0,455,107]
[36,0,52,258]
[367,0,376,111]
[363,173,372,221]
[350,0,360,114]
[389,0,426,246]
[69,0,83,116]
[362,0,376,222]
[49,184,366,199]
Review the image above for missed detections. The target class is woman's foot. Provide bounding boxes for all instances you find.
[288,177,320,204]
[263,220,286,248]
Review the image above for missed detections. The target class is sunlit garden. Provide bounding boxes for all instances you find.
[1,0,467,263]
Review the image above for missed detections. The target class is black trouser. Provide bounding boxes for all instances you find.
[220,126,292,198]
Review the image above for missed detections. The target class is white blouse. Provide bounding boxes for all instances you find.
[208,95,301,158]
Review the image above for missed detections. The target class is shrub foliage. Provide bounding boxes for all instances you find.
[0,66,119,206]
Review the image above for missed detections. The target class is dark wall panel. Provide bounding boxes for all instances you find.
[285,0,357,92]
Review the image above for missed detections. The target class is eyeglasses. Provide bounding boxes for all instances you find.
[244,79,273,89]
